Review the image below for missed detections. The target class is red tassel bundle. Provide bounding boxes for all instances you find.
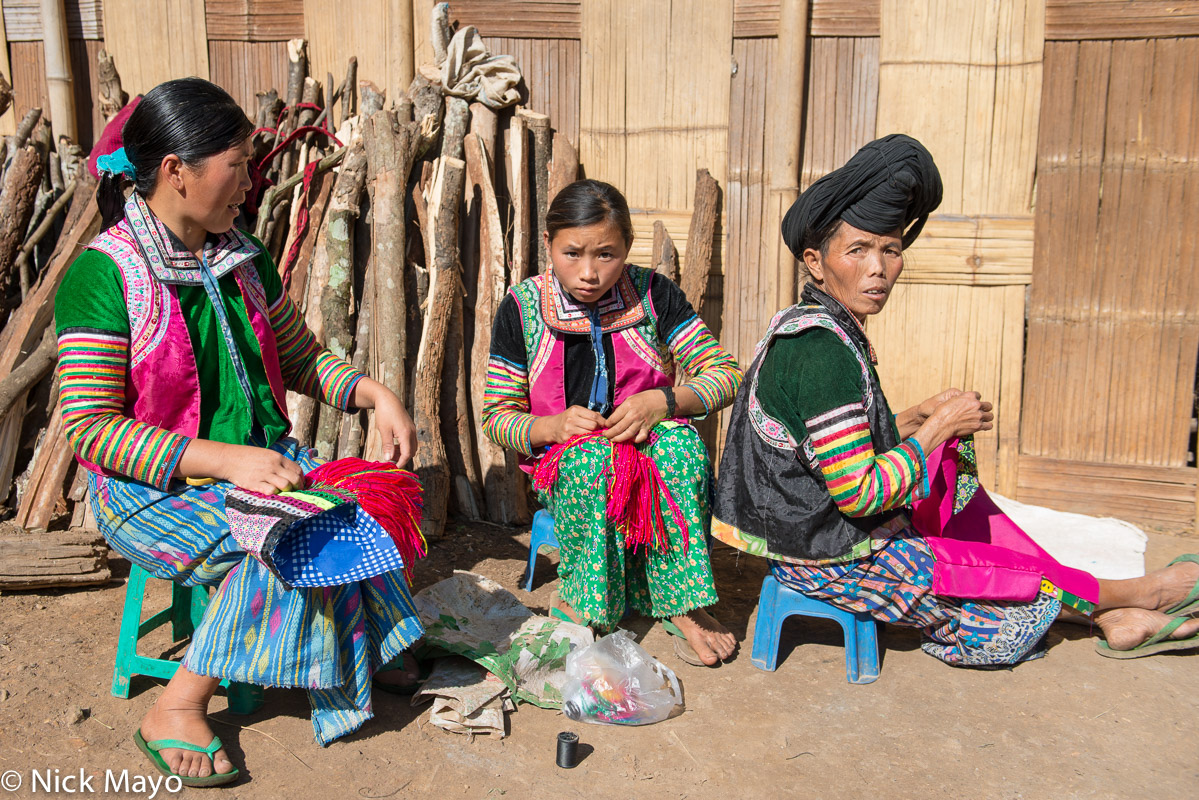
[305,458,427,576]
[533,432,689,555]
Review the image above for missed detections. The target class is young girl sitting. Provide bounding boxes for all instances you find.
[481,179,742,666]
[56,78,424,786]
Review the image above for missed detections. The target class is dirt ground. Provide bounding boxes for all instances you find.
[0,519,1196,800]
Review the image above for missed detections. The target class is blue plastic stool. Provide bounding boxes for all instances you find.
[750,573,881,684]
[111,564,265,714]
[522,510,560,592]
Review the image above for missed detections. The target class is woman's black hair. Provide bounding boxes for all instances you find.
[545,179,634,246]
[98,77,254,229]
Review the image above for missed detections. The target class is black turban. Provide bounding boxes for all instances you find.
[781,133,943,257]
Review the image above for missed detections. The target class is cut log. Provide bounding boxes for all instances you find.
[362,108,420,460]
[282,164,336,306]
[503,114,531,284]
[0,525,110,591]
[0,147,45,288]
[14,396,72,530]
[96,48,127,122]
[0,71,11,119]
[652,220,679,284]
[466,133,529,524]
[13,107,42,149]
[314,138,368,460]
[409,72,444,138]
[548,131,578,204]
[435,97,482,517]
[413,156,466,541]
[468,103,498,165]
[518,110,552,273]
[338,264,373,460]
[359,80,385,117]
[0,325,55,416]
[441,96,470,161]
[680,168,720,315]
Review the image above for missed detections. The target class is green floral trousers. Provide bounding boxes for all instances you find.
[536,423,720,628]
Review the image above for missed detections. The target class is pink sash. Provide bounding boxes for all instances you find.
[911,441,1099,606]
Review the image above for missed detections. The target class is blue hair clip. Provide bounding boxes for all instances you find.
[96,147,136,180]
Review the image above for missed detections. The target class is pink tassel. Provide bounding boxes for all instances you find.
[533,433,688,556]
[305,458,427,578]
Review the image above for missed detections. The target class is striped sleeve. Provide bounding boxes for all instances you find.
[480,295,536,456]
[481,353,536,456]
[268,292,365,409]
[805,401,929,517]
[57,329,190,488]
[665,315,743,413]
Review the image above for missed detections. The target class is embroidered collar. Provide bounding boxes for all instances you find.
[123,192,260,285]
[801,283,879,365]
[538,267,647,334]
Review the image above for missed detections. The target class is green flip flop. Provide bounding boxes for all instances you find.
[1163,553,1199,617]
[133,729,239,788]
[661,619,707,667]
[1095,615,1199,660]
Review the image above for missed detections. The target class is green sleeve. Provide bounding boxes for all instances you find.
[54,250,130,335]
[756,328,866,442]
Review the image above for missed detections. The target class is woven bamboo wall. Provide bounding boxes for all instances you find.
[101,0,210,94]
[1018,36,1199,526]
[864,0,1043,493]
[3,0,1197,527]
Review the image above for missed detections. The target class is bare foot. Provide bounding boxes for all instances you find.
[1094,607,1199,651]
[139,696,233,779]
[550,591,587,626]
[374,651,420,689]
[669,609,737,666]
[1151,557,1199,613]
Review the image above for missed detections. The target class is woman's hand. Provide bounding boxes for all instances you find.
[926,391,994,439]
[222,444,306,494]
[353,377,418,467]
[529,405,608,447]
[176,440,303,495]
[604,390,669,444]
[916,387,967,421]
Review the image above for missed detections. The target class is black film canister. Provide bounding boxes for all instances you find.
[556,731,579,768]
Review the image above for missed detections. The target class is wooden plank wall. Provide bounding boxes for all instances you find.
[207,0,300,114]
[483,36,580,146]
[867,0,1043,494]
[101,0,210,94]
[306,0,413,105]
[3,0,105,147]
[724,32,879,371]
[1019,36,1199,524]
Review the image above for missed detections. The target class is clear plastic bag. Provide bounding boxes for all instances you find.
[561,629,684,726]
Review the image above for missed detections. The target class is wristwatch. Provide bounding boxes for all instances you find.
[659,385,677,418]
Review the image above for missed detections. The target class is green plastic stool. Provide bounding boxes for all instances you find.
[111,564,264,715]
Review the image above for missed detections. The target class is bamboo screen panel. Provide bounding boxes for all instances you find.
[483,37,580,146]
[8,39,104,148]
[306,0,410,105]
[867,0,1044,493]
[208,40,291,116]
[724,35,879,370]
[580,0,732,211]
[1022,39,1199,472]
[101,0,210,94]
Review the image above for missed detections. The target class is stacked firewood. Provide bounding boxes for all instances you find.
[0,7,721,590]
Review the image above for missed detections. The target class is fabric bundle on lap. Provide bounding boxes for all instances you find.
[226,457,426,589]
[533,431,690,556]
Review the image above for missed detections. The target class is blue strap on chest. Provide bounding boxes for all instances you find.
[586,306,612,416]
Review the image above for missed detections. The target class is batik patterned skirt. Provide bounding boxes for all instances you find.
[773,533,1061,667]
[536,423,720,629]
[90,438,424,745]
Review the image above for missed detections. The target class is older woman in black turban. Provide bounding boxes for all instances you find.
[711,134,1199,671]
